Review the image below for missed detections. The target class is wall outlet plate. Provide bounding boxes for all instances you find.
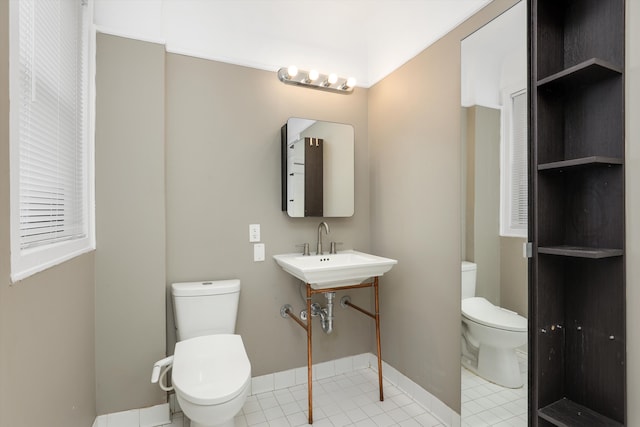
[254,243,265,262]
[249,224,260,242]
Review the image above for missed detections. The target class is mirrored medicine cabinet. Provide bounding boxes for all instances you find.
[281,118,354,217]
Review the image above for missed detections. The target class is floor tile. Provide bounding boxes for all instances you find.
[460,354,527,427]
[102,362,528,427]
[123,367,453,427]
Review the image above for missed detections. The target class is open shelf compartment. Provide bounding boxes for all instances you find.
[539,398,623,426]
[535,76,623,165]
[534,256,626,425]
[536,167,624,251]
[535,0,624,80]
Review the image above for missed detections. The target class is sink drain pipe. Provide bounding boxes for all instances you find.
[318,292,335,334]
[281,292,336,334]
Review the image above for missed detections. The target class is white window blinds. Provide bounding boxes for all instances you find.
[509,91,528,232]
[10,0,94,281]
[500,87,528,238]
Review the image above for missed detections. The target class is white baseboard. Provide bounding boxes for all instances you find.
[92,403,170,427]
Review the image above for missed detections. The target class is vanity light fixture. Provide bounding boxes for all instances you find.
[277,66,356,94]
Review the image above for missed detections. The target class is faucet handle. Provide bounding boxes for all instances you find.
[296,243,310,256]
[329,241,343,254]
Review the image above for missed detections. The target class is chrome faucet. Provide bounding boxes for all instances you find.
[316,221,330,254]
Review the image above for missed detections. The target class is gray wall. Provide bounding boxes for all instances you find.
[368,0,520,413]
[0,3,96,427]
[95,34,167,414]
[500,236,527,317]
[463,106,501,305]
[626,0,640,424]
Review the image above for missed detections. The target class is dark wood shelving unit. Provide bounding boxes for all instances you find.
[529,0,626,425]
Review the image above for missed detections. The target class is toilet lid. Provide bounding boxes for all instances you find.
[462,297,527,332]
[172,334,251,405]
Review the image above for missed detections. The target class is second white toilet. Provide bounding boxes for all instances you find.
[461,262,527,388]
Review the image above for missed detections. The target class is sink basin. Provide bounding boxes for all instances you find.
[273,250,397,289]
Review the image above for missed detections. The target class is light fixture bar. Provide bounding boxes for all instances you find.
[277,67,356,94]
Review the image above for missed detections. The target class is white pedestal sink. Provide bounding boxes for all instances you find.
[275,249,397,424]
[273,249,397,289]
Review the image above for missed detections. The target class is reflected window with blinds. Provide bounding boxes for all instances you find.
[9,0,95,282]
[500,87,528,238]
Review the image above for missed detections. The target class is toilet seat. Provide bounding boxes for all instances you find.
[462,297,527,332]
[172,334,251,406]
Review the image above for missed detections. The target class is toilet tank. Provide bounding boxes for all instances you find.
[172,280,240,341]
[461,262,477,299]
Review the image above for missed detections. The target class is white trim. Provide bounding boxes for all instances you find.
[11,239,94,283]
[9,0,21,282]
[165,44,280,74]
[94,25,167,46]
[93,403,170,427]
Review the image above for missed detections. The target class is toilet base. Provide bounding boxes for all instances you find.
[177,381,248,427]
[463,344,522,389]
[190,419,234,427]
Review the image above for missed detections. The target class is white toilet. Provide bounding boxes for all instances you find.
[461,262,527,388]
[171,280,251,427]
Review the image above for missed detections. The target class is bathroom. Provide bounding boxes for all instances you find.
[1,1,640,427]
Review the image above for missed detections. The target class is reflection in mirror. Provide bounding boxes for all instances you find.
[281,118,354,217]
[460,1,528,424]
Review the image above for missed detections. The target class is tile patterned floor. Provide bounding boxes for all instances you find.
[98,355,529,427]
[460,352,527,427]
[165,368,445,427]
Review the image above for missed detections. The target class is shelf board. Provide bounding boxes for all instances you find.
[538,246,623,259]
[538,156,623,172]
[538,398,623,426]
[537,58,623,91]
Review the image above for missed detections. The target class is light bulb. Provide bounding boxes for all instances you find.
[346,77,357,88]
[328,73,338,85]
[308,70,319,82]
[287,65,298,78]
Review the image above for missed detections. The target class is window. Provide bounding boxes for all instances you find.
[500,86,528,238]
[9,0,95,282]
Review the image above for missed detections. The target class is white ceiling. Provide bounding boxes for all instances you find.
[461,1,526,107]
[93,0,492,88]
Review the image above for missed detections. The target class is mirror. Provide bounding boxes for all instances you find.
[460,1,528,423]
[281,118,354,217]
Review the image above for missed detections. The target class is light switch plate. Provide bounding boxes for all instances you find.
[254,243,265,262]
[249,224,260,242]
